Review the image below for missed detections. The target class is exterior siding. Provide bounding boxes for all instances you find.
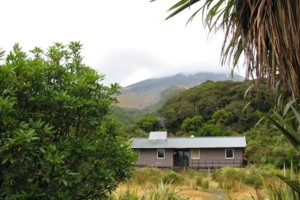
[136,149,173,167]
[135,148,244,168]
[189,148,244,168]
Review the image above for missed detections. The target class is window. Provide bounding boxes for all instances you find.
[157,149,165,159]
[191,149,200,159]
[225,149,234,159]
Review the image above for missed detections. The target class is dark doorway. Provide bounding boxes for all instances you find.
[173,149,189,167]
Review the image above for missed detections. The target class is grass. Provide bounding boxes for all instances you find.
[112,166,300,199]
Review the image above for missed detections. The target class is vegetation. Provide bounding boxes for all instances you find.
[113,79,295,168]
[136,114,163,133]
[112,167,283,199]
[149,0,300,198]
[155,0,300,99]
[245,122,299,168]
[0,43,136,199]
[158,80,274,135]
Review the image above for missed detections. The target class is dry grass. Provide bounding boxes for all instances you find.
[179,187,216,200]
[112,167,263,200]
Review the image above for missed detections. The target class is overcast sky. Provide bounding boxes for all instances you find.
[0,0,242,86]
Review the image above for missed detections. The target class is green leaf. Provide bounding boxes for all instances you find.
[277,175,300,195]
[266,112,300,148]
[283,100,295,117]
[166,0,200,20]
[291,106,300,125]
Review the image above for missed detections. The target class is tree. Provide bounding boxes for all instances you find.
[211,109,233,126]
[159,81,273,134]
[0,42,136,199]
[153,0,300,100]
[245,122,299,167]
[136,114,162,132]
[196,123,230,137]
[180,115,203,133]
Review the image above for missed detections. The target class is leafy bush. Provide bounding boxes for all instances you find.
[0,43,136,199]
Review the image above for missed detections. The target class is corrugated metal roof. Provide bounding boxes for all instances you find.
[132,136,246,149]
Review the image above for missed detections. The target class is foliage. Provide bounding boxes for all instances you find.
[154,0,300,99]
[245,122,299,168]
[153,0,300,197]
[211,109,233,125]
[162,171,183,184]
[159,80,274,134]
[252,175,300,200]
[243,174,262,188]
[195,176,210,189]
[212,167,246,191]
[180,115,203,133]
[143,182,190,200]
[111,107,136,131]
[265,100,300,197]
[197,123,230,136]
[0,43,136,199]
[136,114,162,133]
[129,167,163,186]
[112,189,139,200]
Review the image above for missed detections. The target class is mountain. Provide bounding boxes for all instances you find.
[117,72,244,109]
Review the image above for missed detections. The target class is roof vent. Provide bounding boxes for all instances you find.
[148,131,167,141]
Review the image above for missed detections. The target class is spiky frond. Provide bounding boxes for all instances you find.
[160,0,300,99]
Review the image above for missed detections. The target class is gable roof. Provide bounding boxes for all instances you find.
[132,136,246,149]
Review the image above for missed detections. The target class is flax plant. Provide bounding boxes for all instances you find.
[152,0,300,100]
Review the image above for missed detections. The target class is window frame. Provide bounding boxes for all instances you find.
[157,148,165,159]
[225,149,234,159]
[191,149,200,159]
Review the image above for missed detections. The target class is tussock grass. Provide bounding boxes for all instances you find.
[112,167,272,199]
[143,182,190,200]
[212,167,246,191]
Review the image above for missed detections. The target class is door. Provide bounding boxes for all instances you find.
[173,149,189,167]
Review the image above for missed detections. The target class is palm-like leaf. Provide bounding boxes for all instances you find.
[154,0,300,99]
[277,175,300,196]
[267,111,300,148]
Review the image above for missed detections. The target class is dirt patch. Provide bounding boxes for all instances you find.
[227,187,258,200]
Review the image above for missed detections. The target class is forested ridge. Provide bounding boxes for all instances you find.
[158,80,273,134]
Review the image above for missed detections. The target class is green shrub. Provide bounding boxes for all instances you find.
[162,171,184,184]
[243,174,262,188]
[0,42,136,199]
[132,167,162,185]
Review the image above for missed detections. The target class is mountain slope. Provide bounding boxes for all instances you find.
[117,72,244,109]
